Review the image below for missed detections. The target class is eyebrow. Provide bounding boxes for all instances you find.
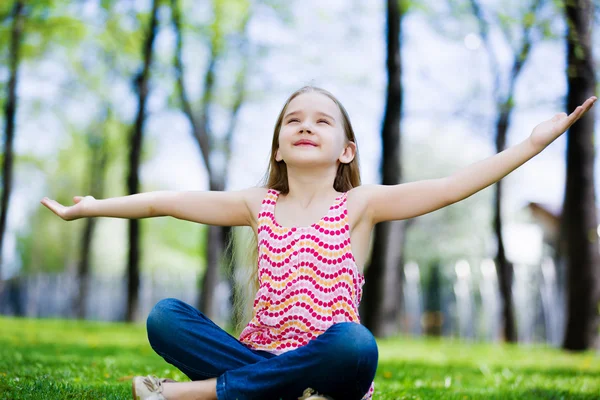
[284,110,336,121]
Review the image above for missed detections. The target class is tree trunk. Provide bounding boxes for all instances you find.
[0,0,25,282]
[469,0,540,343]
[75,119,109,319]
[126,0,159,322]
[200,223,233,324]
[170,0,250,323]
[197,179,228,321]
[493,111,516,342]
[361,0,405,337]
[492,16,536,341]
[561,0,599,351]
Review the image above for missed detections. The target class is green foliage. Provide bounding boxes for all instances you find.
[1,317,599,399]
[97,17,145,61]
[0,152,46,172]
[142,209,207,275]
[400,0,428,14]
[14,106,130,274]
[496,11,518,33]
[0,2,12,17]
[16,125,89,273]
[22,16,86,54]
[172,0,257,114]
[210,0,251,52]
[0,0,87,63]
[15,213,84,274]
[10,0,211,278]
[14,103,207,276]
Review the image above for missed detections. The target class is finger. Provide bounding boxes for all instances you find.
[563,107,591,133]
[567,107,582,120]
[73,196,83,204]
[40,197,55,210]
[579,97,597,113]
[580,97,595,113]
[553,98,595,132]
[573,97,597,120]
[42,199,66,217]
[567,98,594,123]
[42,198,59,212]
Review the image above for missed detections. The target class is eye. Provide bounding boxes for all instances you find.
[287,118,300,124]
[317,119,330,125]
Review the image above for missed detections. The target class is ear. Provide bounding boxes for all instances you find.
[339,141,356,164]
[275,148,283,162]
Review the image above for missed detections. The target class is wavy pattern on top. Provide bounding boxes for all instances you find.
[238,189,374,399]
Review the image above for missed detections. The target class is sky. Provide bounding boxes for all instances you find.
[3,0,599,277]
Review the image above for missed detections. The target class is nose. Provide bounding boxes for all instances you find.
[299,121,313,134]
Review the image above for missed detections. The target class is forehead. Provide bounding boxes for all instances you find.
[285,92,341,118]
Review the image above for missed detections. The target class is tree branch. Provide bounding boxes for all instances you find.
[222,10,252,183]
[170,0,213,175]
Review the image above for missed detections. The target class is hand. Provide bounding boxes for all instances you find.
[529,96,597,150]
[40,195,96,221]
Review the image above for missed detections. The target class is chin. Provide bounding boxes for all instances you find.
[284,157,333,169]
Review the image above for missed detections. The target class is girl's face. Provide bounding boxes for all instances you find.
[275,92,355,168]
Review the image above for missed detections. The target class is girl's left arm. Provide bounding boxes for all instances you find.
[364,96,597,224]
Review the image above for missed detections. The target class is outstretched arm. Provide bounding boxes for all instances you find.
[365,96,597,224]
[40,187,266,227]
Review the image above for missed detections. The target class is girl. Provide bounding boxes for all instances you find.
[41,86,596,400]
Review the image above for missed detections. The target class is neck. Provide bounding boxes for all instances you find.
[284,164,340,206]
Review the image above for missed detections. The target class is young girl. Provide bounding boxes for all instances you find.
[41,86,596,400]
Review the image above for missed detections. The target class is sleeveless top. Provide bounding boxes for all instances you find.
[239,189,375,400]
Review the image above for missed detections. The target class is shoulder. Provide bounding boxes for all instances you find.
[345,184,380,226]
[240,186,270,205]
[346,184,380,205]
[239,187,270,223]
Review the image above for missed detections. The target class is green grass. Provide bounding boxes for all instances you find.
[1,316,599,399]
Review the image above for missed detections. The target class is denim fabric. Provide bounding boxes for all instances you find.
[146,298,378,400]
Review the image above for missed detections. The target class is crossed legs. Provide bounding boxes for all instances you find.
[146,298,378,400]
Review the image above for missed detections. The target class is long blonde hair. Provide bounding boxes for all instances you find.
[230,86,362,332]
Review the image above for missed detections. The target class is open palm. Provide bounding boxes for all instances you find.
[40,195,95,221]
[530,96,597,150]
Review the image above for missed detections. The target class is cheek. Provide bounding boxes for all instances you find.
[334,130,348,147]
[278,127,292,142]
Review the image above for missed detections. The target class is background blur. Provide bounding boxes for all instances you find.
[0,0,599,351]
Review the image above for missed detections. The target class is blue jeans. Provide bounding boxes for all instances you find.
[146,298,378,400]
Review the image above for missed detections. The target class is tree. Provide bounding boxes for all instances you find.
[56,1,150,318]
[126,0,160,322]
[75,113,110,318]
[468,0,544,342]
[561,0,599,351]
[170,0,251,322]
[0,0,85,310]
[361,0,406,337]
[0,0,25,283]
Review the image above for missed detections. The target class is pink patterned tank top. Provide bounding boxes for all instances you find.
[239,189,375,399]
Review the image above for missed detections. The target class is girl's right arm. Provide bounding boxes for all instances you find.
[40,187,267,228]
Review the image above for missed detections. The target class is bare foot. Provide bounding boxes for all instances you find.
[161,379,218,400]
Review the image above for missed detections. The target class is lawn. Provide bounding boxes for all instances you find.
[0,316,599,399]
